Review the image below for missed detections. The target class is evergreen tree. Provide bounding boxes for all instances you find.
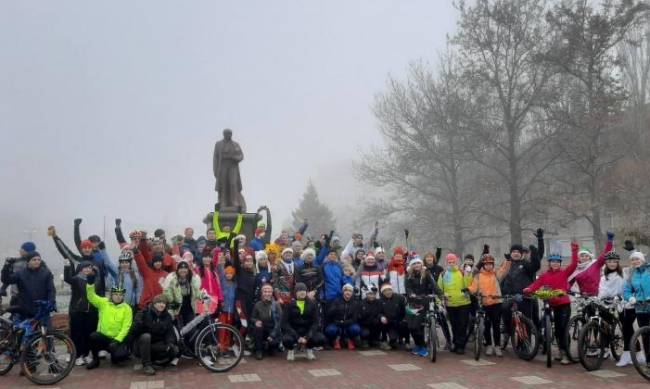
[292,180,336,236]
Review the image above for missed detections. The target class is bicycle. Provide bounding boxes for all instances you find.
[164,299,244,373]
[630,299,650,382]
[565,292,591,363]
[0,301,76,385]
[500,295,540,361]
[472,294,503,361]
[529,289,565,368]
[576,297,624,371]
[423,295,448,363]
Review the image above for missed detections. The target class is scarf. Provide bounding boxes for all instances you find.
[568,258,596,284]
[388,258,405,275]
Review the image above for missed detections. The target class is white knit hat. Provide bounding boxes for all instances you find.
[380,283,393,293]
[629,251,646,263]
[255,251,268,261]
[281,247,294,256]
[301,248,316,260]
[342,283,354,292]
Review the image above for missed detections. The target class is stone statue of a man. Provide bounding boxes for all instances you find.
[213,129,246,212]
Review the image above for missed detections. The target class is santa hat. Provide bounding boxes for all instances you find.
[380,283,393,293]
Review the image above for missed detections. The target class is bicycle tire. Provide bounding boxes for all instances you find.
[577,321,606,371]
[22,331,76,385]
[474,315,484,361]
[0,319,15,376]
[511,314,540,361]
[428,320,437,363]
[630,326,650,382]
[195,323,243,373]
[545,315,552,368]
[609,319,624,362]
[565,315,585,363]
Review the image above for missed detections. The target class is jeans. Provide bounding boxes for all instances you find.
[324,323,361,341]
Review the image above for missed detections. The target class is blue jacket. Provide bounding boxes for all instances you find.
[218,265,237,313]
[320,260,349,302]
[624,263,650,313]
[249,238,265,252]
[1,263,56,317]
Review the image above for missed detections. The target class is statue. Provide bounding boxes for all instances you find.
[213,129,247,212]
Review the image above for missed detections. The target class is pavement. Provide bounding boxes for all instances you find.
[2,347,649,389]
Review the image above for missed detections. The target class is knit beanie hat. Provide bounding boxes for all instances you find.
[409,256,423,267]
[154,229,165,238]
[255,251,268,262]
[578,248,594,259]
[630,251,646,264]
[295,282,307,293]
[224,266,236,275]
[152,294,167,305]
[301,248,316,260]
[282,247,294,256]
[80,240,94,250]
[20,241,36,253]
[77,260,93,270]
[446,253,458,264]
[342,283,354,292]
[510,244,524,254]
[26,251,41,261]
[380,283,393,293]
[88,235,101,243]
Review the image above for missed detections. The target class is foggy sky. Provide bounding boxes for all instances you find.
[0,1,456,260]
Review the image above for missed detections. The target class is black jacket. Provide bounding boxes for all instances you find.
[405,270,442,297]
[359,299,382,327]
[282,299,319,338]
[132,306,176,344]
[296,263,323,293]
[500,237,544,295]
[380,294,406,324]
[63,264,93,313]
[326,297,360,326]
[1,262,55,317]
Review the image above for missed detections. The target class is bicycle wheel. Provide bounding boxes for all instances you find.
[565,315,585,363]
[511,315,540,361]
[545,315,552,368]
[609,319,624,362]
[428,320,437,363]
[630,326,650,382]
[474,315,484,361]
[195,323,243,373]
[22,331,76,385]
[578,321,606,371]
[0,320,15,375]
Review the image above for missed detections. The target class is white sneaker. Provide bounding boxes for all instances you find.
[201,357,213,367]
[133,363,143,371]
[495,347,503,357]
[485,346,494,356]
[306,349,316,360]
[75,357,86,366]
[98,350,109,359]
[170,357,179,366]
[287,350,295,361]
[616,351,632,367]
[602,349,611,359]
[637,352,646,364]
[83,355,93,365]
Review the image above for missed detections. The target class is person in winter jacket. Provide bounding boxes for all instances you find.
[340,223,379,262]
[355,252,385,299]
[379,283,407,350]
[359,286,382,347]
[624,250,650,365]
[374,247,388,272]
[0,241,40,303]
[254,251,273,301]
[113,249,143,309]
[73,219,119,292]
[325,284,361,350]
[63,259,97,366]
[249,206,272,252]
[273,247,297,304]
[296,248,323,300]
[524,240,580,365]
[438,253,473,354]
[386,247,407,295]
[1,251,56,322]
[568,232,614,296]
[405,257,441,357]
[233,241,256,335]
[133,244,168,309]
[282,283,324,361]
[251,284,282,360]
[131,295,177,376]
[161,261,202,324]
[498,229,545,321]
[212,209,243,243]
[424,248,443,282]
[85,273,133,369]
[195,249,222,314]
[468,254,506,357]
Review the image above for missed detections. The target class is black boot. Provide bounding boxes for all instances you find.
[86,358,100,370]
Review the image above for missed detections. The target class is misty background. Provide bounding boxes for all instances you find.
[0,1,457,272]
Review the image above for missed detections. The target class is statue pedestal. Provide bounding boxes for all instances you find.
[203,211,262,240]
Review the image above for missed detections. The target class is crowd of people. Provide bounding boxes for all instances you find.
[1,208,650,377]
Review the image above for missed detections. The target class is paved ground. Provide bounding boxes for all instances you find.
[2,347,649,389]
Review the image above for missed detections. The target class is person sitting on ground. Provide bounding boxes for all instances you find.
[282,283,324,361]
[251,284,282,360]
[325,283,361,350]
[85,272,133,369]
[378,283,407,350]
[131,295,177,376]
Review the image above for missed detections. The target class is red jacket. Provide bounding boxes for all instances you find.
[134,251,168,309]
[140,240,176,273]
[526,242,579,307]
[570,240,613,296]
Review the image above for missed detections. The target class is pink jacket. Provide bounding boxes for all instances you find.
[571,240,613,296]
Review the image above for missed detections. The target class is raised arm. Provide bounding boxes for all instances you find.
[563,241,580,278]
[74,218,83,252]
[264,207,272,244]
[51,232,81,264]
[232,212,244,235]
[212,211,223,237]
[368,221,379,249]
[595,232,615,268]
[115,219,127,247]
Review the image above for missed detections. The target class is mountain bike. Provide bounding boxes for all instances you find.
[630,299,650,382]
[576,296,623,371]
[565,292,591,363]
[0,301,76,385]
[500,295,539,361]
[423,295,448,363]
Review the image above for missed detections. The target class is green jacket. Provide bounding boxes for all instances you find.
[86,284,133,342]
[212,211,243,242]
[161,272,203,317]
[437,267,473,307]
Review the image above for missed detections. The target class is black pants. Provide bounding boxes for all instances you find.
[252,324,279,353]
[621,309,636,352]
[407,313,426,347]
[637,312,650,359]
[282,330,325,350]
[552,304,571,352]
[69,310,98,358]
[136,333,174,365]
[447,304,470,350]
[88,332,130,363]
[381,320,408,345]
[483,304,502,346]
[501,299,534,338]
[361,322,381,344]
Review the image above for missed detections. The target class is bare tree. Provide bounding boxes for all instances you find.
[452,0,558,243]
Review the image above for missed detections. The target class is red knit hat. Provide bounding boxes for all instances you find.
[393,247,405,256]
[80,240,94,250]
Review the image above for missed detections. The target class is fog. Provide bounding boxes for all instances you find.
[0,1,456,266]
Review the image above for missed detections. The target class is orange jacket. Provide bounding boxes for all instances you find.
[468,269,502,306]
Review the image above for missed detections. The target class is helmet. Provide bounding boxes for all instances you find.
[604,251,620,261]
[118,250,134,262]
[547,253,563,262]
[111,285,127,294]
[481,254,495,264]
